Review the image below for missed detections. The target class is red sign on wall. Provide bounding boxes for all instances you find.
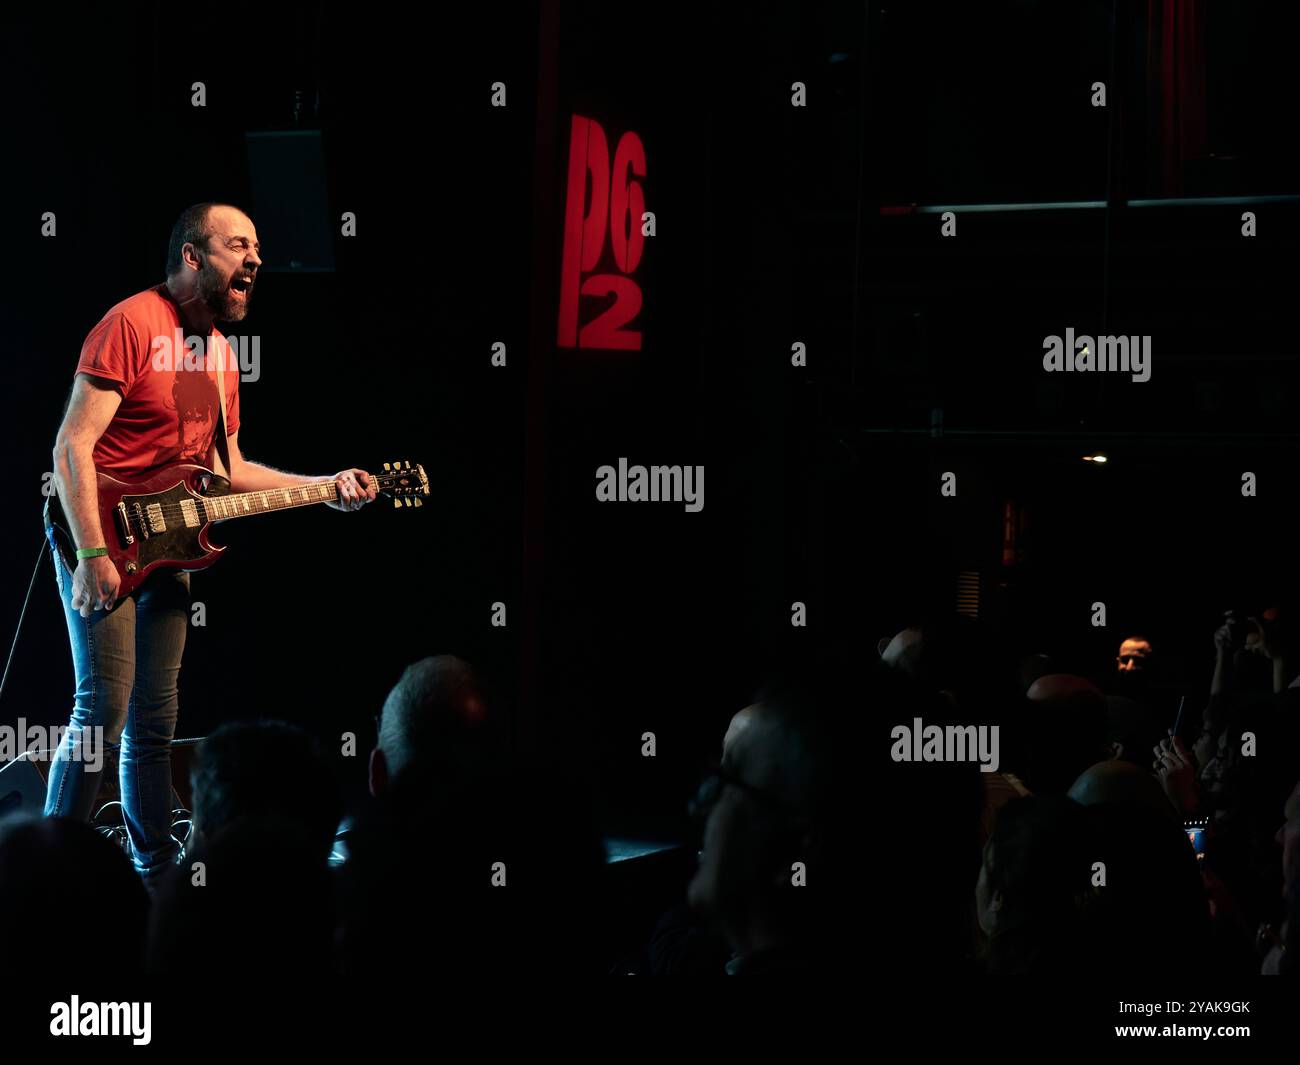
[557,115,646,350]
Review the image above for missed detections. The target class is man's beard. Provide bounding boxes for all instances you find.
[197,265,251,322]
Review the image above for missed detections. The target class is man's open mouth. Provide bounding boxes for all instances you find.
[230,276,254,298]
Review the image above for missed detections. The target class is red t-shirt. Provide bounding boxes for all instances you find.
[76,284,241,480]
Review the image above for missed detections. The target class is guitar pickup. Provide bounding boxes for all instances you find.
[115,500,135,545]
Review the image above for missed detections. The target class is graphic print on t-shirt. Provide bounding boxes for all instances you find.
[153,365,221,469]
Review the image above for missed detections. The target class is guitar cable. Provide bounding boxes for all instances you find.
[4,537,197,861]
[0,536,50,713]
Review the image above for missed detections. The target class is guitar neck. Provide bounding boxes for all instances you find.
[202,480,339,521]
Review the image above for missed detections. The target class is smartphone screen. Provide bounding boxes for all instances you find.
[1184,818,1208,862]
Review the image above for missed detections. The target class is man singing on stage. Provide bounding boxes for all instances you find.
[45,203,376,888]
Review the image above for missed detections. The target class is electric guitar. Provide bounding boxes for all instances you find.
[45,460,429,599]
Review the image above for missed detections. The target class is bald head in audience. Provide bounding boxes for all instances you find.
[1067,760,1179,824]
[689,672,862,972]
[722,704,760,760]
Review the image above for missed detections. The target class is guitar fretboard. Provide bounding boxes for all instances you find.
[200,481,339,521]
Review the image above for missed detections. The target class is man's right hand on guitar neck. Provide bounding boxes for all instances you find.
[71,555,121,617]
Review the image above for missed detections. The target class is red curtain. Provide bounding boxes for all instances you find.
[1146,0,1208,196]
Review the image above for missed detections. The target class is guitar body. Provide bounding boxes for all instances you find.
[46,463,230,599]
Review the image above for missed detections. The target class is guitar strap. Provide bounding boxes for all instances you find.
[212,333,233,480]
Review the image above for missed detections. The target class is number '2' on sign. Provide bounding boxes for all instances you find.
[557,115,646,351]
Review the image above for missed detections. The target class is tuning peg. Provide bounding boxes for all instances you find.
[404,497,412,507]
[404,460,411,469]
[393,498,402,509]
[383,462,391,471]
[413,498,422,507]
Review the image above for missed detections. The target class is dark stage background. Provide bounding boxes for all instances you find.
[2,0,1299,847]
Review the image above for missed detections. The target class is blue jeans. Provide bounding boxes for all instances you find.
[44,537,189,880]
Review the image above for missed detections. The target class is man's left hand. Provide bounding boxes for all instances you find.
[328,468,378,512]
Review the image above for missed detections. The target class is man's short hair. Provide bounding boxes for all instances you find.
[1119,634,1153,651]
[190,720,340,859]
[166,202,234,276]
[377,655,490,782]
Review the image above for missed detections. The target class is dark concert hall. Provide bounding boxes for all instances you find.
[0,0,1296,1048]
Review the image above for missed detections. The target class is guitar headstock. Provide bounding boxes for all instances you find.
[375,461,430,508]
